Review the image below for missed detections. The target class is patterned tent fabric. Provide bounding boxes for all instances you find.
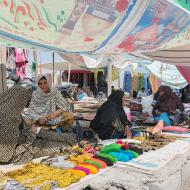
[0,0,189,53]
[168,0,190,13]
[177,66,190,84]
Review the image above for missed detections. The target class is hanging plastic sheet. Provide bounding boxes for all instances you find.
[145,60,187,89]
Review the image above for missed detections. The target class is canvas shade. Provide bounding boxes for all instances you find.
[0,0,189,54]
[143,45,190,66]
[177,65,190,84]
[144,60,187,89]
[168,0,190,13]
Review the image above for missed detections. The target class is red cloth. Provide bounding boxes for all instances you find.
[177,66,190,84]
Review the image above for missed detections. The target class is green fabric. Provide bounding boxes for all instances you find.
[100,143,121,154]
[84,159,102,169]
[137,74,144,91]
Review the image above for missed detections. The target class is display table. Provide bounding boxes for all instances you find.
[61,139,190,190]
[1,139,190,190]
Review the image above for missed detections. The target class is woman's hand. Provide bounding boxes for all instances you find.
[48,110,62,120]
[39,116,47,125]
[124,125,132,139]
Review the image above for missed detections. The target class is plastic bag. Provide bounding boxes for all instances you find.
[141,95,154,116]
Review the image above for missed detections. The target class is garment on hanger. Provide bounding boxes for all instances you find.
[131,74,138,94]
[123,71,132,93]
[144,73,150,95]
[149,75,158,94]
[137,73,144,91]
[14,48,28,79]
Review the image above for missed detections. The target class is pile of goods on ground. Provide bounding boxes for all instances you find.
[0,140,143,190]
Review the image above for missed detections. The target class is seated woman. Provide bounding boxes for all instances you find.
[0,85,77,164]
[25,74,74,131]
[181,85,190,103]
[153,85,184,126]
[90,90,132,140]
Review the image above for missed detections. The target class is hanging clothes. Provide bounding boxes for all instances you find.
[112,66,119,81]
[144,73,150,95]
[137,73,144,91]
[149,75,158,94]
[123,71,132,93]
[147,76,152,94]
[131,73,138,95]
[14,48,28,79]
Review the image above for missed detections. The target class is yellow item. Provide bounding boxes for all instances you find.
[149,75,158,94]
[68,154,92,165]
[67,169,86,177]
[7,163,74,188]
[112,66,119,81]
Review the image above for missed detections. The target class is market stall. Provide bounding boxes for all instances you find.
[1,135,190,190]
[1,0,190,190]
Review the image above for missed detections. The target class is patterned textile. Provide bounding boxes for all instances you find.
[12,126,77,164]
[60,111,75,128]
[123,71,132,93]
[184,103,190,116]
[27,74,71,122]
[0,1,188,53]
[0,86,32,163]
[0,86,77,164]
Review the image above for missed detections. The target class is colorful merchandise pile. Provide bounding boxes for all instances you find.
[1,141,142,190]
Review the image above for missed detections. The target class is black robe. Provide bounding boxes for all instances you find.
[90,90,130,140]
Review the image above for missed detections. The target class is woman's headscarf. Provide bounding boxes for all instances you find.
[153,85,184,114]
[108,90,124,108]
[37,73,52,88]
[27,74,71,121]
[90,90,129,139]
[157,85,173,102]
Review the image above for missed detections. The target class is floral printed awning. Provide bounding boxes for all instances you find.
[168,0,190,13]
[0,0,189,53]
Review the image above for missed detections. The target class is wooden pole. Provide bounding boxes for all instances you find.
[68,63,71,84]
[107,57,112,96]
[0,47,7,92]
[33,49,38,80]
[52,52,55,85]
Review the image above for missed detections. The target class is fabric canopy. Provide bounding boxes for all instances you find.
[168,0,190,13]
[177,66,190,84]
[143,45,190,66]
[144,61,187,89]
[0,0,189,54]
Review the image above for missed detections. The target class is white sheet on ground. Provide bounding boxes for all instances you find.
[117,139,190,171]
